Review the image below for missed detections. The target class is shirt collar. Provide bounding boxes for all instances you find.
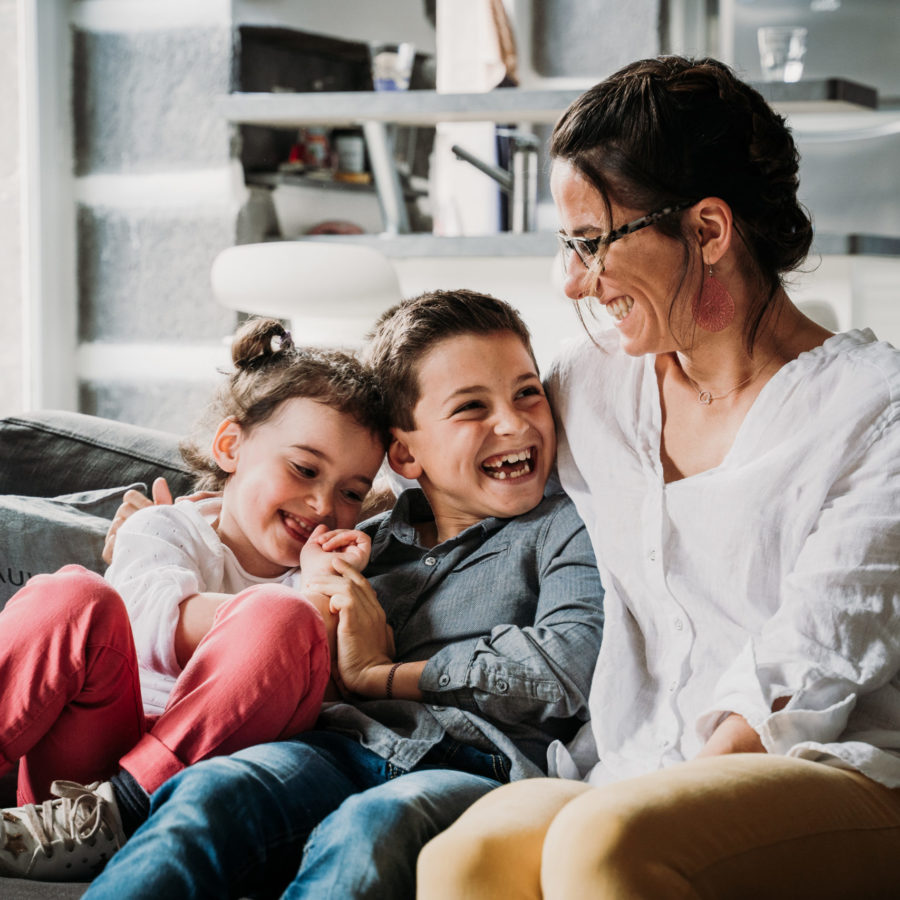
[385,488,507,549]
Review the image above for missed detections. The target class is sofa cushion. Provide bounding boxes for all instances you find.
[0,485,145,610]
[0,410,192,498]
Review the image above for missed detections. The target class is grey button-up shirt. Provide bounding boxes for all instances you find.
[317,487,605,782]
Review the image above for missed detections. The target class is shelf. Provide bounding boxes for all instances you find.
[220,88,584,129]
[221,80,881,132]
[247,171,375,193]
[287,231,900,259]
[294,232,558,258]
[812,233,900,256]
[752,78,877,112]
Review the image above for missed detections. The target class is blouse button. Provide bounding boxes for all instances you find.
[648,549,656,562]
[674,618,684,631]
[439,674,451,687]
[424,556,437,566]
[496,680,509,692]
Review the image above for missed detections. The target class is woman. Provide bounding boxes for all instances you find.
[417,56,900,898]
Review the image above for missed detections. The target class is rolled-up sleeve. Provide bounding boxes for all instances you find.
[700,408,900,752]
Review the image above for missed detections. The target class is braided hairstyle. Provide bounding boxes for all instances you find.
[551,56,813,351]
[182,317,390,489]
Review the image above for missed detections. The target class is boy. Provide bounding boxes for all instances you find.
[85,290,605,899]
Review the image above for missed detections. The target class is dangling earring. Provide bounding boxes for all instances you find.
[692,264,736,333]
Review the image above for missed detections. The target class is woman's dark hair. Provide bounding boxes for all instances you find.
[365,289,536,431]
[551,55,813,351]
[182,317,390,489]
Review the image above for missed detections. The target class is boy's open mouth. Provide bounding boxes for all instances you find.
[481,447,536,481]
[280,511,316,543]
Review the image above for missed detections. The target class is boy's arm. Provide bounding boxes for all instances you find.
[307,501,604,713]
[418,500,604,724]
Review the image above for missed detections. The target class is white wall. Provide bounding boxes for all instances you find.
[0,0,22,416]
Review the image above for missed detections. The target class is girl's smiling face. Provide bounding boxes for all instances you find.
[389,331,556,540]
[213,397,385,577]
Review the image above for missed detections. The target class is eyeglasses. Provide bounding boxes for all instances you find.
[556,201,696,272]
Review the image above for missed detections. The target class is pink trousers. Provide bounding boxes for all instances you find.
[0,565,330,804]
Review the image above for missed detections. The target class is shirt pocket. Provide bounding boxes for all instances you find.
[449,542,510,573]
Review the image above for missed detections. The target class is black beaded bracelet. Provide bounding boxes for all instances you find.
[385,662,402,700]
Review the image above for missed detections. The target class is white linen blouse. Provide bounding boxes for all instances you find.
[546,328,900,788]
[105,498,302,715]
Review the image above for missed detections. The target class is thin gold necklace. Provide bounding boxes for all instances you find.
[683,356,773,406]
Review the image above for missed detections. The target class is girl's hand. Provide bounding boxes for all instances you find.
[299,526,371,598]
[309,527,372,572]
[308,560,394,697]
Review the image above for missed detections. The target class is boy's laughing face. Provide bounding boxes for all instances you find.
[389,331,556,540]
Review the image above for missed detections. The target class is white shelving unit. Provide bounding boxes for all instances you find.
[220,82,899,255]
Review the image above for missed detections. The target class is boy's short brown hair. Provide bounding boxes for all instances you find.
[365,289,537,431]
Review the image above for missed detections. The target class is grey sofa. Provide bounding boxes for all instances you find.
[0,410,194,898]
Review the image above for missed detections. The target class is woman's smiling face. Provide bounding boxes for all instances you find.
[551,159,694,357]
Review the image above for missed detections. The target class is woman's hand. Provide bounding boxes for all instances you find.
[696,713,765,757]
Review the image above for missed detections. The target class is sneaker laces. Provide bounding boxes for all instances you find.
[15,781,117,858]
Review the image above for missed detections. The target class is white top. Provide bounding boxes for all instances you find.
[546,328,900,788]
[105,499,302,715]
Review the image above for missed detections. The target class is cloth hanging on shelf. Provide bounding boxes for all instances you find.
[431,0,519,236]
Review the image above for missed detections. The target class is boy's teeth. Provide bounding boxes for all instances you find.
[487,465,530,480]
[482,447,535,480]
[484,448,532,468]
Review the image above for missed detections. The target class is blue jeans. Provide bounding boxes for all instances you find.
[84,731,507,899]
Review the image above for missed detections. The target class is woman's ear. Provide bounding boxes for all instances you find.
[211,418,242,474]
[387,430,424,480]
[691,197,734,266]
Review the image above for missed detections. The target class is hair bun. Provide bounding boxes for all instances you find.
[232,318,294,371]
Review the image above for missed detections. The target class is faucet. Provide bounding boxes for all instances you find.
[450,130,539,233]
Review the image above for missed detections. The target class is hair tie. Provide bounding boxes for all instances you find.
[274,330,293,353]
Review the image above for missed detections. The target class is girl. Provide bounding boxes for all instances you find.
[0,318,388,882]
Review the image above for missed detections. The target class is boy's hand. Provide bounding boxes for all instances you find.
[304,560,394,697]
[102,477,222,564]
[298,526,372,602]
[102,477,173,563]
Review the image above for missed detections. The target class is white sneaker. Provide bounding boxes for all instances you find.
[0,780,126,881]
